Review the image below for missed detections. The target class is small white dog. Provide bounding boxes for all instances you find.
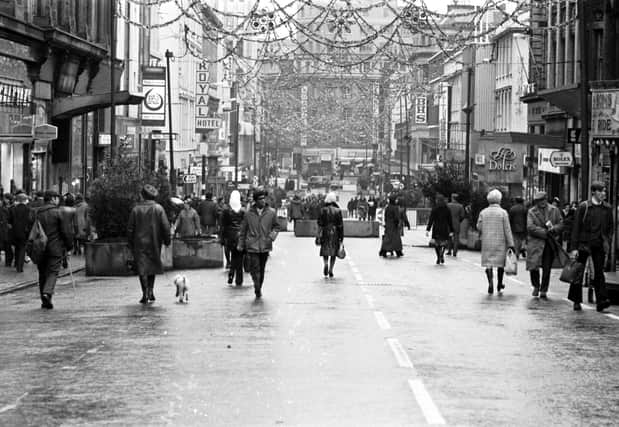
[174,275,189,303]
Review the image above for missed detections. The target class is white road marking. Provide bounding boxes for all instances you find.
[374,311,391,330]
[607,314,619,321]
[408,379,446,425]
[365,294,375,309]
[0,392,28,414]
[387,338,413,369]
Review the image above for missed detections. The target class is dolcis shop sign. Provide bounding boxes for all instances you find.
[488,147,517,171]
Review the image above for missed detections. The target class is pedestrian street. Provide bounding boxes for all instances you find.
[1,230,619,426]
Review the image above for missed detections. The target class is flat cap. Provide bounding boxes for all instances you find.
[533,191,547,201]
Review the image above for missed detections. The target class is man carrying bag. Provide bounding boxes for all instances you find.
[568,181,614,312]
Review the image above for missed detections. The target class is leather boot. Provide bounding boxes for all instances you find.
[497,268,505,292]
[485,269,494,294]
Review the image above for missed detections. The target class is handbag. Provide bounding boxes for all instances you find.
[559,259,579,283]
[315,227,322,246]
[336,242,346,259]
[504,248,518,275]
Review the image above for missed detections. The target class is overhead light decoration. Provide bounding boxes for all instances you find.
[250,8,276,33]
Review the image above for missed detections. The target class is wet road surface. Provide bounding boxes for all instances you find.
[1,231,619,426]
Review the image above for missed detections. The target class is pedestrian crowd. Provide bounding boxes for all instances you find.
[424,182,614,313]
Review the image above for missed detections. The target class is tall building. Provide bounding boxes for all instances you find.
[0,0,152,195]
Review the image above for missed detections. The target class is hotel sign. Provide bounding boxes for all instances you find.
[591,89,619,137]
[195,60,212,133]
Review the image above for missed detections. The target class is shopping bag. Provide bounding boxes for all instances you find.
[559,259,579,283]
[504,248,518,275]
[336,243,346,259]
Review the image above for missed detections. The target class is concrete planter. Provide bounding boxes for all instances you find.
[294,219,379,238]
[172,237,223,269]
[85,240,133,276]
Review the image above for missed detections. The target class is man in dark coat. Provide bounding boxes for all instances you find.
[198,192,218,236]
[127,185,171,304]
[526,192,563,299]
[509,197,528,259]
[568,181,614,312]
[8,192,33,273]
[237,190,280,299]
[0,193,14,267]
[446,193,465,256]
[35,190,73,309]
[288,194,304,225]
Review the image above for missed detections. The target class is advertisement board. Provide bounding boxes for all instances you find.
[141,67,166,126]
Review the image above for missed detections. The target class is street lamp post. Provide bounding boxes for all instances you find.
[110,0,116,160]
[165,49,176,193]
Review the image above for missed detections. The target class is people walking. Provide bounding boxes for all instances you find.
[379,195,403,258]
[288,193,304,226]
[221,190,246,286]
[198,192,218,236]
[8,192,32,273]
[74,194,91,255]
[568,181,614,312]
[446,193,465,256]
[508,197,528,259]
[34,190,74,309]
[368,196,377,221]
[477,189,515,294]
[59,193,77,269]
[0,193,14,267]
[426,194,454,265]
[317,192,344,278]
[526,192,564,299]
[174,196,201,238]
[237,190,280,299]
[127,185,171,304]
[357,196,368,221]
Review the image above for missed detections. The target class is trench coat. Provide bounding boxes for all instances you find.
[238,206,280,253]
[380,204,402,252]
[526,204,564,271]
[127,200,171,276]
[477,204,514,268]
[317,203,344,257]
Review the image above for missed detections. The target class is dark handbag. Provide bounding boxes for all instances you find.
[315,227,322,246]
[559,259,579,283]
[336,242,346,259]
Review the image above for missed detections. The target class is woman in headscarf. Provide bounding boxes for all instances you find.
[477,189,514,294]
[379,194,403,257]
[426,193,454,265]
[220,190,246,286]
[317,192,344,278]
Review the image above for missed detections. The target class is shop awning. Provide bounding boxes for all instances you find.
[479,132,565,148]
[52,91,144,120]
[536,84,581,118]
[0,133,32,144]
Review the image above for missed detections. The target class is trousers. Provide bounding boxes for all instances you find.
[568,245,608,305]
[246,252,269,291]
[228,247,244,285]
[37,254,62,296]
[530,242,554,293]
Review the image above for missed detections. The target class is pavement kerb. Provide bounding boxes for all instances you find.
[0,266,85,296]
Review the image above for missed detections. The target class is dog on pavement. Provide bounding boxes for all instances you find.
[174,275,189,303]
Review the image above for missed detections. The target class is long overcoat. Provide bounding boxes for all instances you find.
[380,204,402,252]
[426,205,453,243]
[477,204,514,268]
[526,204,563,270]
[317,203,344,257]
[127,200,171,276]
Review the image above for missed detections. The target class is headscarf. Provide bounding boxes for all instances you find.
[229,190,242,213]
[325,192,337,204]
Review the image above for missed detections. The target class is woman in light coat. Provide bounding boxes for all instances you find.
[477,189,514,294]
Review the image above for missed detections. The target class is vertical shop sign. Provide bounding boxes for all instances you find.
[141,66,166,126]
[300,85,308,146]
[415,96,427,124]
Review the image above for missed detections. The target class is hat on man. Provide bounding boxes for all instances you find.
[253,190,267,201]
[15,193,28,203]
[533,191,547,201]
[141,184,159,200]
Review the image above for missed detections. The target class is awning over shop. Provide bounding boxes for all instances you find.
[0,133,32,144]
[536,84,581,118]
[52,91,144,120]
[478,132,565,148]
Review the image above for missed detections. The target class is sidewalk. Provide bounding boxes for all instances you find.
[0,253,85,295]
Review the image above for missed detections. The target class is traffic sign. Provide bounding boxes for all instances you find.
[34,124,58,140]
[183,174,197,184]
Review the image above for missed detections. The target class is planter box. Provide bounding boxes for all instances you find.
[294,219,379,238]
[172,237,223,269]
[277,216,289,232]
[85,240,133,276]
